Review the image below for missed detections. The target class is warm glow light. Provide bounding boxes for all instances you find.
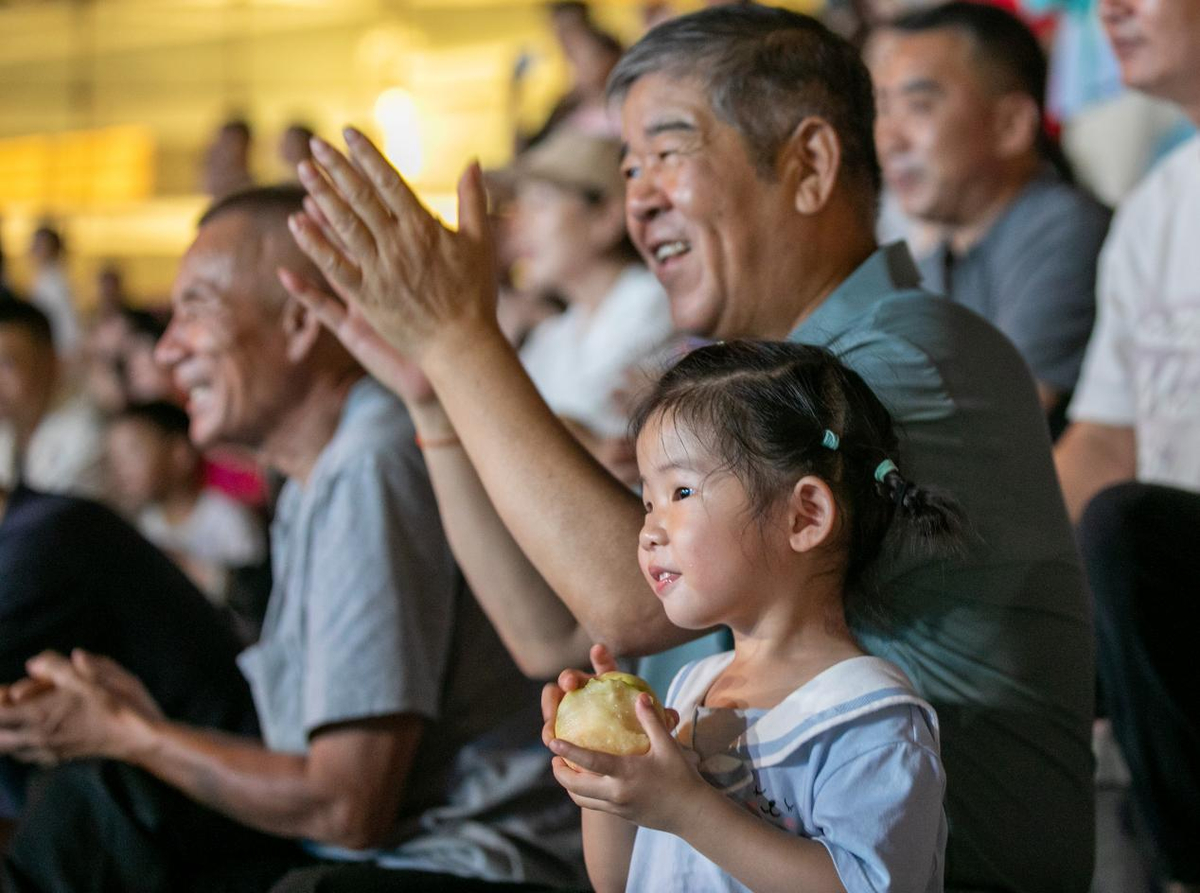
[374,88,423,180]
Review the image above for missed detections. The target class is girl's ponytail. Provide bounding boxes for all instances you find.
[874,460,966,549]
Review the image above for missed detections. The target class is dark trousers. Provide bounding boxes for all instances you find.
[1079,482,1200,883]
[1,761,569,893]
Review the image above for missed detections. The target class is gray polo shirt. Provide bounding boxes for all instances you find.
[918,170,1111,395]
[238,378,582,886]
[794,243,1093,892]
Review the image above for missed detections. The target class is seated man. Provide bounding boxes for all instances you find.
[0,483,257,831]
[282,6,1093,891]
[0,186,582,893]
[871,1,1111,430]
[106,400,266,605]
[0,300,106,498]
[1056,0,1200,888]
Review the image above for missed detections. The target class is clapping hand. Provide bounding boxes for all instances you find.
[281,129,498,377]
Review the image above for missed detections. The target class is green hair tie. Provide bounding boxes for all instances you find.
[874,459,898,483]
[821,429,840,450]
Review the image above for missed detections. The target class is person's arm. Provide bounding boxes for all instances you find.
[280,133,698,658]
[1054,421,1136,524]
[408,400,594,677]
[581,809,638,893]
[0,651,418,849]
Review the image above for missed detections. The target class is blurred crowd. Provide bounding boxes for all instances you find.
[0,0,1197,891]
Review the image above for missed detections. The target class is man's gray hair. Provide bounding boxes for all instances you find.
[608,5,881,214]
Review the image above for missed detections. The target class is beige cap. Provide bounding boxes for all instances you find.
[516,127,625,200]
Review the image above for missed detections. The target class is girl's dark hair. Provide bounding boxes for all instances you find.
[631,341,963,599]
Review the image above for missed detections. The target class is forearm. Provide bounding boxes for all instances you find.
[421,321,696,657]
[678,787,845,893]
[408,400,594,677]
[1054,422,1137,523]
[124,718,365,847]
[582,808,637,893]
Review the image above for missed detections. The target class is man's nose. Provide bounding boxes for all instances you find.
[154,318,183,367]
[626,170,669,224]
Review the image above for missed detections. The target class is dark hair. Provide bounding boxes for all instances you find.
[631,341,963,595]
[115,400,192,440]
[32,225,64,259]
[199,183,306,229]
[0,298,54,348]
[887,1,1074,181]
[220,119,252,141]
[608,5,881,215]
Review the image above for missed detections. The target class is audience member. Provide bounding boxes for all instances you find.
[283,6,1093,891]
[550,342,952,893]
[512,128,674,471]
[28,224,81,356]
[202,118,255,200]
[0,186,582,892]
[279,122,315,174]
[871,1,1111,428]
[1055,0,1200,888]
[0,300,106,499]
[0,483,258,824]
[106,400,266,605]
[518,3,623,148]
[93,263,129,322]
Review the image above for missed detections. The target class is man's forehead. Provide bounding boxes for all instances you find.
[621,71,712,132]
[172,214,265,302]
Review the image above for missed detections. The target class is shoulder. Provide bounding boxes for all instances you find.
[314,379,423,484]
[1110,136,1200,238]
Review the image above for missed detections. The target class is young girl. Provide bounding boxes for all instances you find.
[547,340,961,893]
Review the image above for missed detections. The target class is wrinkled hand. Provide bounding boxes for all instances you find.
[549,692,702,835]
[283,128,497,370]
[0,650,159,766]
[541,644,620,748]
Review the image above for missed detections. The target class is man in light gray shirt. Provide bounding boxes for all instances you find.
[0,186,581,893]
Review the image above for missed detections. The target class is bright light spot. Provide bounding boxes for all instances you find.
[374,88,422,180]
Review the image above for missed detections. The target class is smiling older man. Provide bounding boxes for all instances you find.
[0,186,581,893]
[281,7,1093,890]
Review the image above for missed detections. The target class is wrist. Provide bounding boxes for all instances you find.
[420,315,509,388]
[409,400,455,442]
[112,708,164,765]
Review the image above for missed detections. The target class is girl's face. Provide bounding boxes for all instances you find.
[636,412,790,631]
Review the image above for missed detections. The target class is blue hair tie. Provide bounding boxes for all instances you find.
[874,458,898,483]
[821,429,840,450]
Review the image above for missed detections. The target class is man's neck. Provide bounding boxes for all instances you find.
[944,159,1039,256]
[780,230,879,339]
[260,368,364,484]
[159,482,203,525]
[0,488,8,523]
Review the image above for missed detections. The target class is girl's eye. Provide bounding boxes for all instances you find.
[673,487,694,501]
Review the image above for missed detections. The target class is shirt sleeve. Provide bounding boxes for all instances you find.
[300,450,459,736]
[1067,204,1141,426]
[810,713,946,892]
[990,197,1110,393]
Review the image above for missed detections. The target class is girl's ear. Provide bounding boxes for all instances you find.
[787,475,838,553]
[281,293,322,363]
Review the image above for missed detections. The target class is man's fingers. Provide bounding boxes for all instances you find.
[302,196,351,256]
[25,651,83,692]
[287,212,365,304]
[342,127,429,226]
[308,137,396,245]
[7,677,53,704]
[456,161,489,244]
[297,159,378,264]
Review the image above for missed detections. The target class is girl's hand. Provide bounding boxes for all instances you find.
[549,693,705,836]
[541,644,618,747]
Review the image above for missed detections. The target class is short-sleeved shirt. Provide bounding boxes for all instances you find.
[236,378,583,887]
[1068,136,1200,491]
[786,243,1093,892]
[626,655,945,893]
[918,169,1110,395]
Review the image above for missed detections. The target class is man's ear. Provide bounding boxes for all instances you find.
[781,116,843,216]
[993,92,1041,160]
[281,294,322,363]
[787,475,839,554]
